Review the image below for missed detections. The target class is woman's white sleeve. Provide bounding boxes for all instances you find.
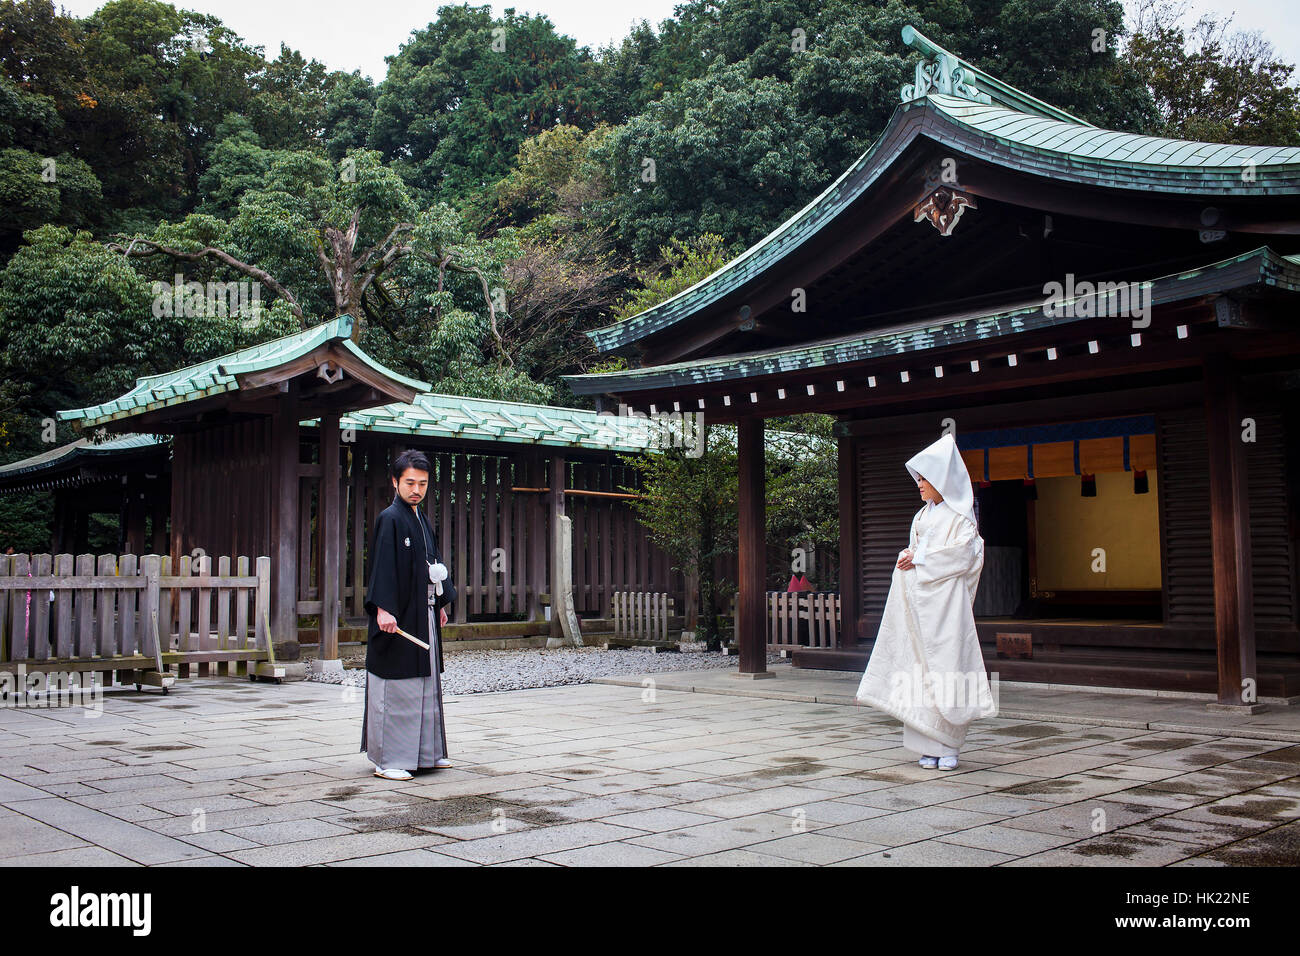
[912,520,981,586]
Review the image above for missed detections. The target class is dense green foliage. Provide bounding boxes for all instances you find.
[1,0,1296,557]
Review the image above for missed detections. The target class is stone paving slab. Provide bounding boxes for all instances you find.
[596,665,1300,741]
[0,670,1297,866]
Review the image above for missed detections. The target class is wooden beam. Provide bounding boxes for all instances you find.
[320,411,341,660]
[1204,354,1257,705]
[737,417,767,674]
[628,321,1299,425]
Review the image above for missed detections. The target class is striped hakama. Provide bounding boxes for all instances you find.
[360,603,447,770]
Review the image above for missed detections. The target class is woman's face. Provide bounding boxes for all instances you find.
[917,476,944,503]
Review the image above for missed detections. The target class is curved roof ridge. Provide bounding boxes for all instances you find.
[899,25,1093,126]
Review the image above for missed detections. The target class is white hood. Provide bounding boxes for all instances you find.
[905,433,977,531]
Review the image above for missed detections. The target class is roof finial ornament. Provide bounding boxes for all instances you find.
[901,49,991,105]
[900,25,991,106]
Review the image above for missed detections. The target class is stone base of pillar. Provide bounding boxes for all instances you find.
[732,671,776,680]
[1205,701,1269,714]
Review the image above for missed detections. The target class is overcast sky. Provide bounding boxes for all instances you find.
[51,0,1300,83]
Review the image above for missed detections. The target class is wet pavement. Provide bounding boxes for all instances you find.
[0,663,1296,866]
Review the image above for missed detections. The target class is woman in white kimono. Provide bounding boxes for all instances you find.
[855,433,997,770]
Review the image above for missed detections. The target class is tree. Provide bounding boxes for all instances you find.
[765,414,838,589]
[0,224,169,417]
[1125,0,1300,145]
[369,4,601,204]
[622,426,739,648]
[110,148,547,401]
[470,124,632,398]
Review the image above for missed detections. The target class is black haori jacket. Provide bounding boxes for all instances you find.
[364,496,456,679]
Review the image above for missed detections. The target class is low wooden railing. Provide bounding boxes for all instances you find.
[768,591,840,650]
[0,552,272,686]
[611,591,675,643]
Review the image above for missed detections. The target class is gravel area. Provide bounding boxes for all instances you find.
[303,645,785,695]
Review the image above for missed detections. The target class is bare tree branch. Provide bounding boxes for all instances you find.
[108,236,305,322]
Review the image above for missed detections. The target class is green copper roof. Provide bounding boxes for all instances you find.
[57,316,430,428]
[0,433,166,480]
[324,392,656,453]
[569,246,1300,394]
[586,27,1300,356]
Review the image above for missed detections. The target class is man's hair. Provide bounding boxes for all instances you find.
[390,448,431,481]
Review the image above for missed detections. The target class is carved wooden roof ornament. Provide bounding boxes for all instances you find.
[915,185,977,237]
[901,49,992,105]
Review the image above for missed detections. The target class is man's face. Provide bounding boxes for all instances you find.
[393,467,429,506]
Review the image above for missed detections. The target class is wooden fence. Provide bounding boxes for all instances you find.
[296,440,688,626]
[612,591,675,643]
[0,552,272,685]
[767,591,841,650]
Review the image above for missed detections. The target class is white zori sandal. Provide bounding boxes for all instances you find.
[938,756,959,771]
[374,767,413,781]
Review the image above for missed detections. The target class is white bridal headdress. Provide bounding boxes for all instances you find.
[905,433,978,530]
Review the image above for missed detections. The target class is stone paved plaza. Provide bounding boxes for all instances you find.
[1,664,1298,866]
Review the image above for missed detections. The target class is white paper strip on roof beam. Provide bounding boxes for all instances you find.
[868,376,876,387]
[723,395,731,406]
[1046,347,1057,360]
[836,380,845,391]
[649,404,656,414]
[1007,354,1017,367]
[969,359,979,372]
[1088,340,1099,354]
[1177,325,1188,339]
[750,392,758,403]
[806,384,815,396]
[698,398,705,409]
[777,388,786,399]
[673,401,680,412]
[900,370,909,382]
[933,366,943,377]
[1131,333,1142,346]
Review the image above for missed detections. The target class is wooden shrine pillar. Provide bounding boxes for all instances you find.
[51,491,71,553]
[837,433,860,649]
[319,411,341,660]
[269,382,300,650]
[1204,354,1257,706]
[736,417,769,677]
[549,453,566,640]
[149,486,169,555]
[528,452,547,622]
[124,479,147,554]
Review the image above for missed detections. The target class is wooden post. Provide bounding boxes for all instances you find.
[528,453,546,622]
[737,417,769,676]
[1204,355,1257,706]
[270,383,300,651]
[125,482,146,554]
[837,433,859,650]
[549,454,566,641]
[149,485,168,555]
[319,411,341,660]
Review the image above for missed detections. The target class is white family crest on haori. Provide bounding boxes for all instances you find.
[855,432,997,750]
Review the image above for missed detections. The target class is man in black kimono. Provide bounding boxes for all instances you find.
[360,449,457,780]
